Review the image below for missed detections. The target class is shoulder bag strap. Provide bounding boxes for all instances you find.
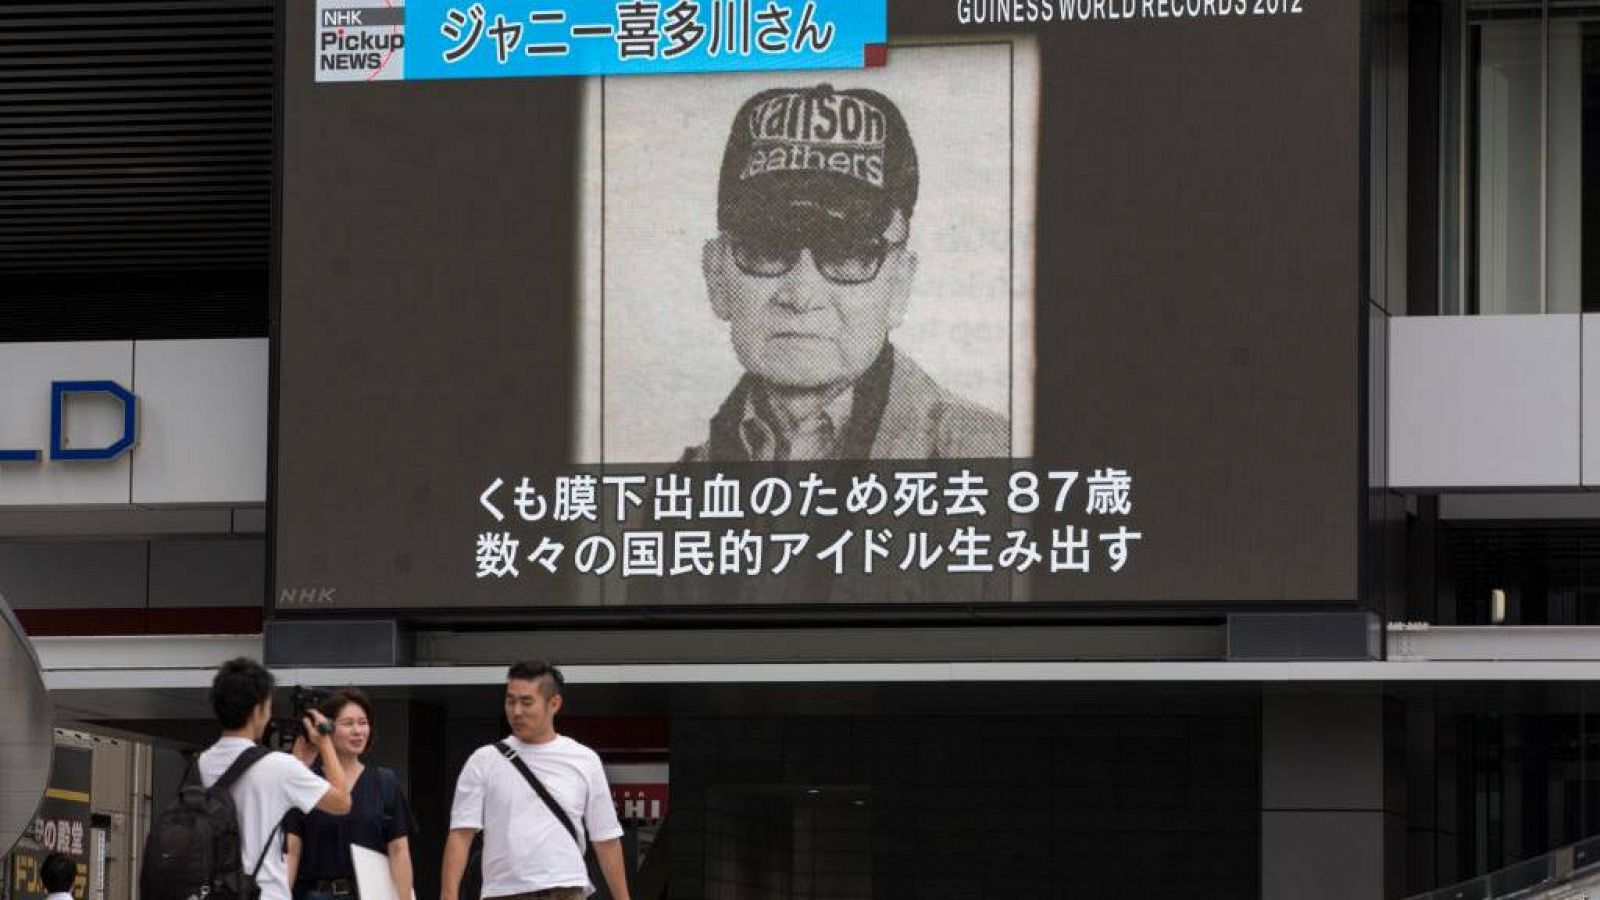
[215,746,284,880]
[494,742,581,851]
[249,816,286,880]
[213,745,271,794]
[179,753,200,788]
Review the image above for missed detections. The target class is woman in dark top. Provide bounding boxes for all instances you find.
[285,688,416,900]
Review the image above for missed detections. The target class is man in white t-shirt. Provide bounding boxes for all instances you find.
[198,658,353,900]
[441,661,628,900]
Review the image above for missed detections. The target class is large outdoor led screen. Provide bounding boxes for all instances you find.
[275,2,1364,612]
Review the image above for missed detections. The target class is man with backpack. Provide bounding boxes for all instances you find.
[142,657,352,900]
[440,661,628,900]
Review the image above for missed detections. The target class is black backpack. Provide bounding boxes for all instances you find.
[140,745,276,900]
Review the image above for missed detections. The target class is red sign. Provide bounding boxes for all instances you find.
[605,763,668,824]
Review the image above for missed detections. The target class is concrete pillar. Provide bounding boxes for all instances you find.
[88,736,146,900]
[1262,689,1400,899]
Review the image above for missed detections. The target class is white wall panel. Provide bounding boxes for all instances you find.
[1389,315,1580,488]
[1579,316,1600,486]
[131,339,268,504]
[0,339,267,507]
[0,342,135,505]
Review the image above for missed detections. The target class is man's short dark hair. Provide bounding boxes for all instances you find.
[506,660,563,699]
[211,657,275,729]
[41,853,77,894]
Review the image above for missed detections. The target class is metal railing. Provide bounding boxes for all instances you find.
[1408,836,1600,899]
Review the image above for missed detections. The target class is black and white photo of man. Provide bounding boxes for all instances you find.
[582,42,1038,466]
[685,84,1009,462]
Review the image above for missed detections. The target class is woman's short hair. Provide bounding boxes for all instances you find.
[319,686,375,749]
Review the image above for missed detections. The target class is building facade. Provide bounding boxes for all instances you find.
[6,2,1600,898]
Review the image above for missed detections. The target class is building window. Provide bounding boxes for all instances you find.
[1373,0,1411,314]
[1449,1,1599,314]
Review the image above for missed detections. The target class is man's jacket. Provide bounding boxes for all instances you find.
[681,345,1010,462]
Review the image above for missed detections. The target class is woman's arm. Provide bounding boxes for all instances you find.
[385,836,413,900]
[285,833,302,892]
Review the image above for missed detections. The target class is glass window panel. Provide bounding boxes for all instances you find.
[1549,19,1583,313]
[1444,1,1464,314]
[1580,16,1600,313]
[1475,20,1545,314]
[1370,0,1411,312]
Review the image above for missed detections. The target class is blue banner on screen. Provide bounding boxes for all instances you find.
[316,1,887,82]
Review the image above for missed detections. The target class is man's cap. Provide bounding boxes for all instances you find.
[718,84,919,238]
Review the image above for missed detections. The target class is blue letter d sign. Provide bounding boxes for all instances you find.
[51,380,138,461]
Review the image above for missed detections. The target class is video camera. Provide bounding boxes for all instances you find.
[262,686,334,753]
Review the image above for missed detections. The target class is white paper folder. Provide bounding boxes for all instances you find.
[350,844,415,900]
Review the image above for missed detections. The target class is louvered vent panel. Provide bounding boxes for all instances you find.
[0,1,274,339]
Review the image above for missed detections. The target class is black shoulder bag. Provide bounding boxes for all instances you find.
[494,742,583,851]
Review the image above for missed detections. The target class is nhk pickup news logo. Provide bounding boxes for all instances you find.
[316,0,406,82]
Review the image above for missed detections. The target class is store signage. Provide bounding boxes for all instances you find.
[313,0,886,83]
[0,381,139,463]
[9,746,93,900]
[606,763,669,823]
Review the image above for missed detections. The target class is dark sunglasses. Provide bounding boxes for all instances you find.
[728,233,906,285]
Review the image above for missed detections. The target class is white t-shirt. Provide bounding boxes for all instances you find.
[198,737,330,900]
[449,735,624,897]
